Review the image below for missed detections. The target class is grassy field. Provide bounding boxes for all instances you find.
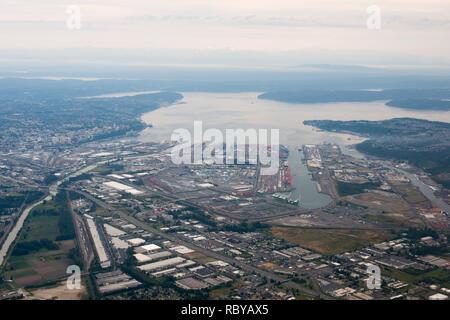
[209,286,233,299]
[92,206,110,217]
[20,215,60,242]
[271,227,392,255]
[344,191,425,228]
[390,183,429,206]
[344,191,410,213]
[3,195,76,288]
[6,242,75,287]
[186,251,217,265]
[382,267,450,287]
[91,163,124,175]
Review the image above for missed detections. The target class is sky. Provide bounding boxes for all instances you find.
[1,0,450,68]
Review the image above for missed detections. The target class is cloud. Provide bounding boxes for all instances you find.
[0,0,449,66]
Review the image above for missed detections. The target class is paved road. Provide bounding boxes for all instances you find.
[0,163,101,268]
[116,210,324,298]
[0,194,50,267]
[72,189,325,298]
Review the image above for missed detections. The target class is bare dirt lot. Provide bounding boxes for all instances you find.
[26,281,86,300]
[6,240,76,287]
[343,190,425,228]
[186,251,216,264]
[344,190,410,213]
[271,227,392,255]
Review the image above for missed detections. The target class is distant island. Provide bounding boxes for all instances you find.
[304,118,450,188]
[258,89,450,111]
[386,99,450,111]
[259,90,384,104]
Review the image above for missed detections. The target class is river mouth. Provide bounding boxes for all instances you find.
[139,91,450,209]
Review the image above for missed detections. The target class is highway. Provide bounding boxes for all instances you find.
[71,189,326,298]
[0,163,101,269]
[0,194,50,267]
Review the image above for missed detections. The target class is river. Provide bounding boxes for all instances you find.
[0,163,100,267]
[395,168,450,214]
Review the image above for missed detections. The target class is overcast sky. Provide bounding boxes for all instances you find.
[1,0,450,67]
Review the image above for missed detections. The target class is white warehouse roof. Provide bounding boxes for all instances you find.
[138,257,185,272]
[140,244,161,252]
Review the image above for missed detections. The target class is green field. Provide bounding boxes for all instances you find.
[382,267,450,287]
[5,242,75,287]
[20,214,60,242]
[3,192,76,287]
[209,286,233,299]
[336,181,381,196]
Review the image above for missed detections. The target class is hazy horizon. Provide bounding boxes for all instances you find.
[2,0,450,69]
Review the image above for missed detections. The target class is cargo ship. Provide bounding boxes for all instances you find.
[272,193,299,205]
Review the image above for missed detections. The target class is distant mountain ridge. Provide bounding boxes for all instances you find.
[386,99,450,111]
[259,89,450,110]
